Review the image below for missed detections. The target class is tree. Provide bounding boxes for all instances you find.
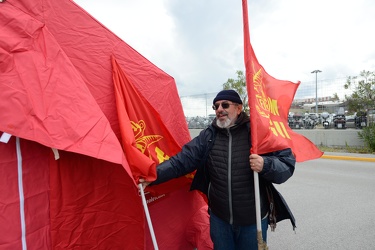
[223,70,249,113]
[344,70,375,113]
[331,93,340,101]
[345,70,375,151]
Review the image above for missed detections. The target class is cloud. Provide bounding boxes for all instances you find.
[74,0,375,100]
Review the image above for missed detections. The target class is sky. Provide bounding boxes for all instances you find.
[74,0,375,100]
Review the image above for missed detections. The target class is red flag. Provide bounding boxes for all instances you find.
[112,56,213,249]
[112,56,182,183]
[242,0,323,162]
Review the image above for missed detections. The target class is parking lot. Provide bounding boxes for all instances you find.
[267,157,375,250]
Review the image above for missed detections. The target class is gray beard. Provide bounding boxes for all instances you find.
[216,118,232,128]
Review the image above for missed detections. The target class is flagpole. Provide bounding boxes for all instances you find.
[254,172,268,250]
[242,0,268,249]
[138,184,159,250]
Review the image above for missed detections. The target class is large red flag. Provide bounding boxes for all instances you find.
[242,0,323,162]
[112,56,183,183]
[112,56,212,249]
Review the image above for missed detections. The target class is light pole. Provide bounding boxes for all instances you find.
[311,70,322,114]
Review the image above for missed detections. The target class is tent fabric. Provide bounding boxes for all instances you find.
[1,0,211,249]
[1,0,190,161]
[145,185,211,250]
[12,0,190,147]
[0,137,51,250]
[0,1,127,167]
[49,150,144,249]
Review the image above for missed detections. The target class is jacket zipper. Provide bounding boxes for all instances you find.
[227,129,233,224]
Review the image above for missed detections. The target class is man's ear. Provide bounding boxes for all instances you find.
[237,104,243,114]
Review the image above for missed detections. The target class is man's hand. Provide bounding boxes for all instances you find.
[139,178,151,190]
[249,154,264,172]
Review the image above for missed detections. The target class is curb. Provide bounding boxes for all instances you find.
[321,155,375,162]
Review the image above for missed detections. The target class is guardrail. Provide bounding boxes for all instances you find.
[189,128,365,147]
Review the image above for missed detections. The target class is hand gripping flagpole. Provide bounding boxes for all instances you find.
[139,184,159,250]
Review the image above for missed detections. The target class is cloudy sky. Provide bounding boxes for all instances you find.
[74,0,375,99]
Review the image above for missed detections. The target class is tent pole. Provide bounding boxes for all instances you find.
[16,137,27,250]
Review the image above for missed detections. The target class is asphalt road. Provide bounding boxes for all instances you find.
[266,157,375,250]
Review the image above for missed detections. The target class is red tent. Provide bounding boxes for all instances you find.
[0,0,211,249]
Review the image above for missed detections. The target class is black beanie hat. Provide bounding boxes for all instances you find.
[213,89,243,104]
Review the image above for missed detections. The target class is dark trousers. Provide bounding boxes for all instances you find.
[210,212,268,250]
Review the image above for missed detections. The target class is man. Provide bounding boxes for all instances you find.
[141,89,296,250]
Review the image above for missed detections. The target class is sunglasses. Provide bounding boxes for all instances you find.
[212,102,236,110]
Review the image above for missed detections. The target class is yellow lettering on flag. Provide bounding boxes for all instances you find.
[268,98,279,116]
[269,119,291,139]
[155,147,170,164]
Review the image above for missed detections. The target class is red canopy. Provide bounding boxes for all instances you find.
[0,0,210,249]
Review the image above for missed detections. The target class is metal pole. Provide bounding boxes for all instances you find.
[315,73,318,114]
[139,184,159,250]
[254,172,268,250]
[311,70,322,114]
[205,93,207,118]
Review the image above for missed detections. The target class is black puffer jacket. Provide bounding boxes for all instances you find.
[153,112,296,229]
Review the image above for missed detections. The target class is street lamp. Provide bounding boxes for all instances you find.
[311,70,322,114]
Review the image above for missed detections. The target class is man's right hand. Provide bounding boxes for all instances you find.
[139,179,151,190]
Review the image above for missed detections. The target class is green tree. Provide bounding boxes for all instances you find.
[331,93,340,101]
[223,70,248,113]
[344,70,375,113]
[345,70,375,152]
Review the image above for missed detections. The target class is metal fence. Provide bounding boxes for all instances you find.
[180,77,353,119]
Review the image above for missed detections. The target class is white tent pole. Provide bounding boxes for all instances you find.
[16,137,27,250]
[138,184,159,250]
